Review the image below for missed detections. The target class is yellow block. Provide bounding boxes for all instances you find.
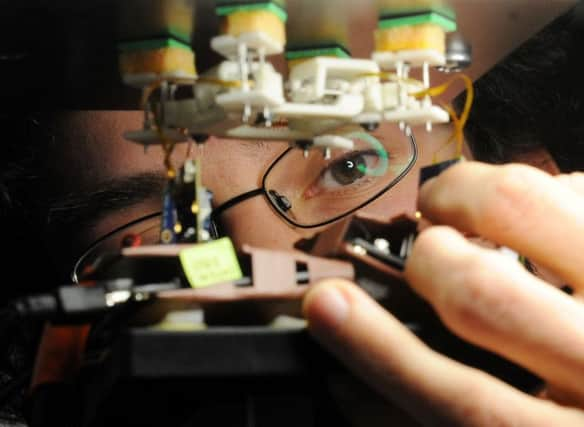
[119,47,196,76]
[224,10,286,46]
[287,57,310,69]
[374,23,445,53]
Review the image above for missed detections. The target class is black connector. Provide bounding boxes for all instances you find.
[57,286,109,319]
[351,237,408,271]
[419,157,462,187]
[11,280,181,323]
[12,293,58,319]
[12,286,110,324]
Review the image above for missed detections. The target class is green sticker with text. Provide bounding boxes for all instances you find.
[179,238,243,288]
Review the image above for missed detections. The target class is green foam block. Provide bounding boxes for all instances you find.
[285,44,351,60]
[216,1,287,23]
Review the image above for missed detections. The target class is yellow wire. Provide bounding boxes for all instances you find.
[156,127,177,178]
[141,79,180,177]
[358,72,474,161]
[139,73,256,180]
[141,75,248,178]
[197,76,255,88]
[410,74,474,161]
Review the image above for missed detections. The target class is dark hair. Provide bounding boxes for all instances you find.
[457,5,584,172]
[0,113,53,424]
[0,114,61,297]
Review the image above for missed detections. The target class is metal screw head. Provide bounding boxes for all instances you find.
[373,238,390,254]
[437,32,472,73]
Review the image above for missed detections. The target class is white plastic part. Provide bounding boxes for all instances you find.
[215,60,240,80]
[353,112,383,126]
[372,49,446,69]
[216,61,285,109]
[218,117,348,141]
[383,105,450,125]
[380,81,425,110]
[211,32,284,58]
[217,91,285,109]
[313,135,355,150]
[274,94,365,119]
[127,47,454,143]
[289,57,380,102]
[362,81,383,112]
[224,124,313,141]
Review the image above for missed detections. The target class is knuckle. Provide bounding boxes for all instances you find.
[452,381,518,427]
[412,226,450,256]
[479,165,542,236]
[439,251,490,316]
[407,226,455,278]
[439,251,517,335]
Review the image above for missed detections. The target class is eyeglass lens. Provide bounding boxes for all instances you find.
[263,126,416,227]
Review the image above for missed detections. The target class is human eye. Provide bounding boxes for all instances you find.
[303,148,388,199]
[262,126,415,226]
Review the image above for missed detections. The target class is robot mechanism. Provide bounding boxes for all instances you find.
[6,1,575,425]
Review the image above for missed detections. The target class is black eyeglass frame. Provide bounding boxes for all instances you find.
[71,211,161,283]
[260,129,419,229]
[72,129,418,282]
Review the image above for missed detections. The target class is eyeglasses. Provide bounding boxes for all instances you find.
[262,126,418,228]
[72,125,417,282]
[71,212,161,283]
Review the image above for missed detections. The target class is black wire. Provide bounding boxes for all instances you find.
[0,304,34,413]
[210,188,264,237]
[211,188,264,220]
[0,371,31,410]
[350,219,373,241]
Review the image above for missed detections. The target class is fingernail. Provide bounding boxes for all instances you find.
[304,284,350,332]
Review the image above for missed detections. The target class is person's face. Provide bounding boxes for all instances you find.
[47,110,465,278]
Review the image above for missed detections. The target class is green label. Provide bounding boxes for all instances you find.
[179,238,243,288]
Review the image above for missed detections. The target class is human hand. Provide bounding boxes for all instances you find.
[302,161,584,426]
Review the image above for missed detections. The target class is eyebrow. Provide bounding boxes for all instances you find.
[47,172,166,229]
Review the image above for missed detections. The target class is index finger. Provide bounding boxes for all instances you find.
[418,162,584,291]
[302,279,584,426]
